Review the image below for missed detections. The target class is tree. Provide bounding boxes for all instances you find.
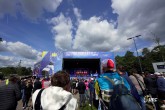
[142,48,150,56]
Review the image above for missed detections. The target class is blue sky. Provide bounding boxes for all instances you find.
[0,0,165,67]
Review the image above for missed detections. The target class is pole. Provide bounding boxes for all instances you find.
[132,38,143,73]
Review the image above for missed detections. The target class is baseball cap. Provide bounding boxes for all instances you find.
[101,59,115,68]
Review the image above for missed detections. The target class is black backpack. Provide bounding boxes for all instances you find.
[34,89,67,110]
[104,76,141,110]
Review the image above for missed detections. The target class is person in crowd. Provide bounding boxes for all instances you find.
[144,71,159,110]
[84,79,89,100]
[71,78,77,94]
[129,69,146,110]
[117,65,142,106]
[21,79,27,109]
[88,77,95,107]
[41,77,50,88]
[0,75,21,110]
[94,59,131,110]
[0,74,4,84]
[22,79,33,109]
[33,77,42,93]
[155,72,165,108]
[75,79,86,107]
[32,70,77,110]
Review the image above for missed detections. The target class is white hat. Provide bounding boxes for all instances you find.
[154,72,161,75]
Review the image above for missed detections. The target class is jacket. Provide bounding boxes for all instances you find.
[95,71,130,102]
[0,82,21,110]
[32,86,77,110]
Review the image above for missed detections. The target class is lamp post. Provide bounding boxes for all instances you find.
[127,35,143,73]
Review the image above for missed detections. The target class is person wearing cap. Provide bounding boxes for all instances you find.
[94,59,130,110]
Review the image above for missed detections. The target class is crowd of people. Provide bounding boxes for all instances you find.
[0,58,165,110]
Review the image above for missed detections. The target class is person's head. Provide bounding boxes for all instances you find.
[0,74,4,81]
[129,69,138,76]
[144,71,150,77]
[117,65,126,75]
[101,59,115,73]
[9,75,18,83]
[51,70,70,91]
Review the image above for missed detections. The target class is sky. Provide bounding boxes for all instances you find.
[0,0,165,68]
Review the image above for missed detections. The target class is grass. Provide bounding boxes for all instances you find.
[78,102,97,110]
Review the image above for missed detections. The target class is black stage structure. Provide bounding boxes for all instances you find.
[62,58,100,77]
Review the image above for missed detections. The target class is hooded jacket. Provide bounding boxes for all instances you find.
[32,86,77,110]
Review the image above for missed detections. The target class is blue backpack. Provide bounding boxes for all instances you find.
[104,76,141,110]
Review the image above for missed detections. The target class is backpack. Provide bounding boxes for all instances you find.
[104,76,141,110]
[34,89,67,110]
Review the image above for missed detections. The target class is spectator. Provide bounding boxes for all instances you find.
[144,71,159,110]
[32,71,77,110]
[129,69,146,110]
[33,77,42,93]
[0,75,21,110]
[117,65,141,106]
[95,59,130,110]
[71,78,77,93]
[84,80,89,100]
[23,79,33,109]
[41,77,50,88]
[156,72,165,108]
[0,74,4,84]
[75,79,86,107]
[88,78,95,107]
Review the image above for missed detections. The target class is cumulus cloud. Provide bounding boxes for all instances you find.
[49,13,73,50]
[0,41,41,60]
[0,55,14,67]
[0,0,63,19]
[73,17,131,51]
[73,7,81,23]
[0,55,40,68]
[0,41,42,67]
[111,0,165,41]
[72,0,165,51]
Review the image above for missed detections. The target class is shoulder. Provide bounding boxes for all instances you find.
[67,97,77,109]
[32,89,41,107]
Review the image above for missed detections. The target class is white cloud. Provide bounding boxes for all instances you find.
[0,41,42,67]
[0,55,40,68]
[73,17,131,51]
[49,13,73,51]
[111,0,165,41]
[0,55,14,67]
[0,0,63,20]
[73,7,81,23]
[0,41,41,60]
[71,0,165,52]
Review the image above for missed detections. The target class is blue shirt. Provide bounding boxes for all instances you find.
[157,77,165,91]
[97,72,131,91]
